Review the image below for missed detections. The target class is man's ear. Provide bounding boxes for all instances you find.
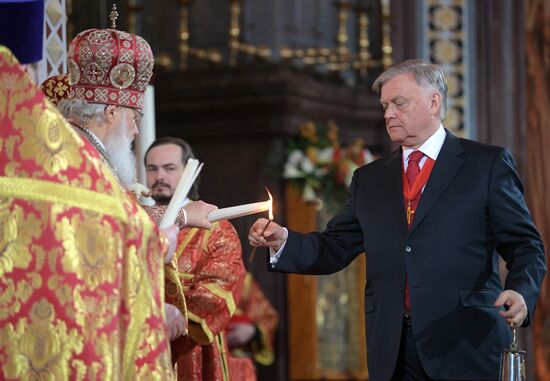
[104,105,119,124]
[430,92,442,117]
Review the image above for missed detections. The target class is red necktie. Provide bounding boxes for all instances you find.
[404,150,424,312]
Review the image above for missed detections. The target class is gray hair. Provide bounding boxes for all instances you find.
[57,99,106,127]
[372,59,448,120]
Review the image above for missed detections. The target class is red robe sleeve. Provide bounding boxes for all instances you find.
[177,220,246,345]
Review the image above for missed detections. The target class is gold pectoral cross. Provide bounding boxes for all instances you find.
[406,201,415,226]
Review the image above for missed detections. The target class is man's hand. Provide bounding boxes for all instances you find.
[249,218,288,252]
[226,322,256,347]
[165,303,187,340]
[494,290,528,327]
[160,225,178,263]
[183,200,218,229]
[128,182,152,198]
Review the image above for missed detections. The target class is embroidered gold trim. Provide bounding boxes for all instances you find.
[0,45,16,64]
[241,272,253,301]
[216,331,230,381]
[175,228,200,260]
[165,263,187,318]
[254,325,275,366]
[198,221,219,253]
[122,251,152,380]
[202,282,236,317]
[0,177,127,222]
[187,310,214,345]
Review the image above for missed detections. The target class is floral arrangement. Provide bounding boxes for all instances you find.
[282,120,374,207]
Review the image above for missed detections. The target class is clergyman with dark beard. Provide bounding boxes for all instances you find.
[144,137,200,206]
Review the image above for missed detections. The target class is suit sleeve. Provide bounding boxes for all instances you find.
[275,170,365,275]
[488,148,547,325]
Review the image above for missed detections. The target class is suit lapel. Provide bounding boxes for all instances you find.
[383,150,408,236]
[409,131,464,235]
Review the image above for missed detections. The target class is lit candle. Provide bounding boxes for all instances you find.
[208,199,271,223]
[159,158,202,229]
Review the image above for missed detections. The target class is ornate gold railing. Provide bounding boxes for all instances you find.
[115,0,393,81]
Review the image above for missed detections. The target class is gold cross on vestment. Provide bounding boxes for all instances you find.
[109,4,119,29]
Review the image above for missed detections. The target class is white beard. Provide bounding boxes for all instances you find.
[104,119,137,188]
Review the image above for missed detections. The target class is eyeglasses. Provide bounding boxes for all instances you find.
[133,109,144,124]
[104,105,144,124]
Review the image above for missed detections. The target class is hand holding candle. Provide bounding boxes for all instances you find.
[249,221,271,263]
[183,200,218,229]
[249,190,274,263]
[159,158,202,229]
[248,218,287,252]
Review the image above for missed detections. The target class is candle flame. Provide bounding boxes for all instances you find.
[267,188,274,220]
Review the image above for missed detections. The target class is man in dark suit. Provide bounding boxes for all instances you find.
[249,59,546,381]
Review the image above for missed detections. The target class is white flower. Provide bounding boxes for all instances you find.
[283,162,303,179]
[317,147,334,164]
[283,150,306,179]
[300,157,315,174]
[302,183,317,202]
[287,150,305,164]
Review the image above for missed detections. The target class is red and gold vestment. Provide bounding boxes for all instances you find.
[229,272,279,369]
[141,203,188,320]
[173,220,246,381]
[0,46,173,380]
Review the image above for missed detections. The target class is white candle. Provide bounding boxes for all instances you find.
[135,85,156,186]
[159,158,202,229]
[208,200,271,223]
[178,164,203,208]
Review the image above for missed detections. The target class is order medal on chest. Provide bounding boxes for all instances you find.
[402,153,435,226]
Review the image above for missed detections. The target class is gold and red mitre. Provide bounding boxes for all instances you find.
[67,28,153,110]
[40,73,71,106]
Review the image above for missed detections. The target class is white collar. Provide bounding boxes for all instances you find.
[402,124,446,162]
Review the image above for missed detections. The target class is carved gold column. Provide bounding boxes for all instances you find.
[228,0,241,66]
[425,1,468,136]
[177,0,190,70]
[356,5,370,78]
[381,0,392,69]
[66,0,74,41]
[335,0,352,72]
[126,0,141,35]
